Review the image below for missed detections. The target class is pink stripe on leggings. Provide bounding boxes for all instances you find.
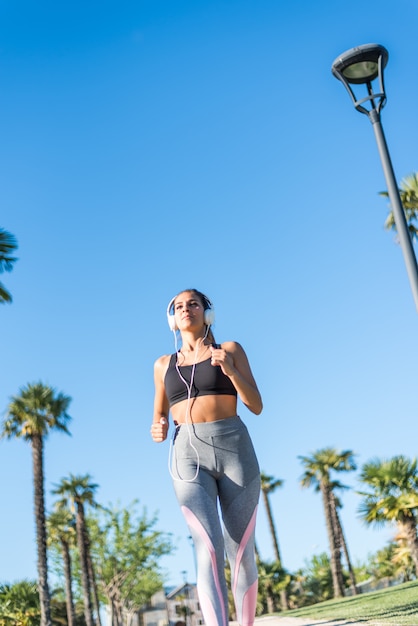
[241,579,258,626]
[181,505,227,626]
[232,505,258,598]
[232,506,258,626]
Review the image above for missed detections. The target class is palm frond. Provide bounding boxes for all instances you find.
[0,229,18,273]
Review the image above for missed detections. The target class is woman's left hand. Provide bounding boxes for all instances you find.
[209,341,262,415]
[210,345,236,377]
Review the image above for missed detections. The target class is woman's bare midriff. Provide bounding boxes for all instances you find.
[170,394,238,424]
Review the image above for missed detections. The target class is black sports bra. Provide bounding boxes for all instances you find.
[164,353,237,407]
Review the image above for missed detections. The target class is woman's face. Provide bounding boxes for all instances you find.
[173,291,205,331]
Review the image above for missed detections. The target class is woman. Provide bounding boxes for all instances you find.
[151,288,262,626]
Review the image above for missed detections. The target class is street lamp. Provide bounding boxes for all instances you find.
[332,43,418,312]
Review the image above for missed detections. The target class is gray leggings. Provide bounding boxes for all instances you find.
[172,416,260,626]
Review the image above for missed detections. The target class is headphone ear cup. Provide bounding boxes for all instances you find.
[167,313,178,331]
[166,296,178,331]
[204,307,215,326]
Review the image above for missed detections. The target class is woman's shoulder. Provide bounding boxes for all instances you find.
[221,340,243,352]
[154,353,172,372]
[222,341,251,364]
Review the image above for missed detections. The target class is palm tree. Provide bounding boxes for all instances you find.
[299,448,357,598]
[260,473,284,566]
[0,580,40,625]
[392,529,416,582]
[358,455,418,576]
[53,474,99,626]
[1,383,72,626]
[0,228,18,303]
[47,508,77,626]
[330,491,357,594]
[259,472,288,610]
[256,559,291,614]
[367,542,398,580]
[298,552,334,604]
[381,172,418,242]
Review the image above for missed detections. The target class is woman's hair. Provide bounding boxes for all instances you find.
[187,288,212,311]
[175,288,216,343]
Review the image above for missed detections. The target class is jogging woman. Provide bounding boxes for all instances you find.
[151,288,262,626]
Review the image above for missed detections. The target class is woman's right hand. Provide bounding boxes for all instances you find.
[150,417,168,442]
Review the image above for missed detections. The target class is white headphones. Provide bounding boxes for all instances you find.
[166,292,215,331]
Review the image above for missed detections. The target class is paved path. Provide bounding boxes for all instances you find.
[254,617,366,626]
[232,616,370,626]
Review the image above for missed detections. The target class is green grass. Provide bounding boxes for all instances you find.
[279,580,418,625]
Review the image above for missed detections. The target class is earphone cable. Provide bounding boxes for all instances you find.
[167,325,210,482]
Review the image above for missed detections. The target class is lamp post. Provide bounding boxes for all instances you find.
[331,43,418,312]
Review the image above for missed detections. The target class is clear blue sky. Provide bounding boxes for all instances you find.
[1,0,418,589]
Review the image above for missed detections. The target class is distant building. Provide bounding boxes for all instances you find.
[138,583,203,626]
[166,582,203,626]
[140,588,169,626]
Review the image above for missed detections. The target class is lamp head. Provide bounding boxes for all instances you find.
[332,43,388,85]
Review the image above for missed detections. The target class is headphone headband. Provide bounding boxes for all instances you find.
[166,291,215,331]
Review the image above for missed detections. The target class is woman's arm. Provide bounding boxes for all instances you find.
[210,341,263,415]
[150,355,170,442]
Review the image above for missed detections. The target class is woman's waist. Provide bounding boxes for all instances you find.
[174,414,238,426]
[170,394,237,423]
[174,415,243,437]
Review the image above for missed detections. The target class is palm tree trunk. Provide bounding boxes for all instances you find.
[279,584,288,610]
[401,518,418,576]
[261,491,289,610]
[333,501,357,595]
[321,482,344,598]
[266,583,275,614]
[76,502,95,626]
[32,435,52,626]
[87,547,102,626]
[61,539,76,626]
[261,491,283,566]
[329,496,346,594]
[254,541,261,564]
